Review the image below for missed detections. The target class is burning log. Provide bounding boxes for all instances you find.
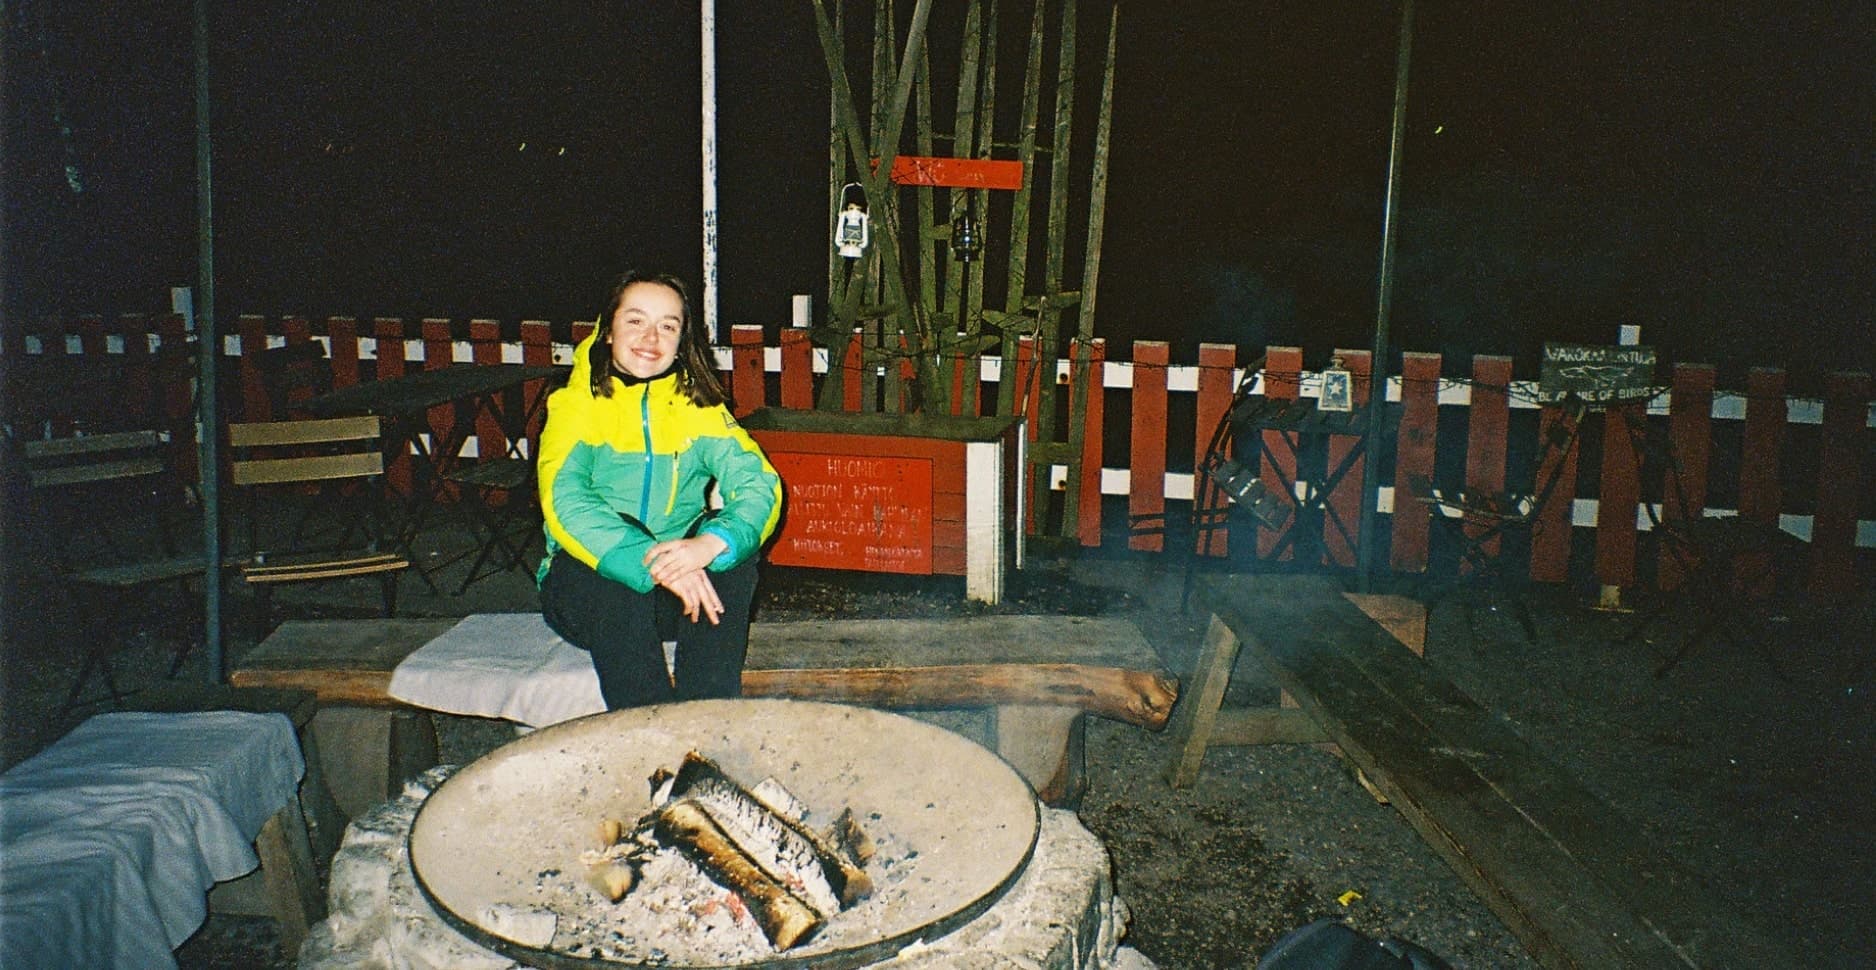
[587,751,875,953]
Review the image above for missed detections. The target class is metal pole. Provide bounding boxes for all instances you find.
[1356,0,1414,592]
[700,0,720,342]
[193,0,224,679]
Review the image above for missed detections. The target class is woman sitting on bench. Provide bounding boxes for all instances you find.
[536,271,783,709]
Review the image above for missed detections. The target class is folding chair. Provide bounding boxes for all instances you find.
[1614,411,1809,677]
[16,430,209,713]
[227,416,411,638]
[440,456,538,593]
[1407,397,1586,641]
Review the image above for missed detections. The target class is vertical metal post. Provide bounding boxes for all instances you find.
[1356,0,1414,592]
[701,0,720,342]
[193,0,224,679]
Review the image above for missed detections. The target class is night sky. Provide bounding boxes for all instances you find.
[5,2,1871,384]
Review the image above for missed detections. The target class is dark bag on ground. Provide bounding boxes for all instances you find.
[1258,918,1453,970]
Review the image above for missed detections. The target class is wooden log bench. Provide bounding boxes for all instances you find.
[230,614,1178,810]
[1168,573,1788,970]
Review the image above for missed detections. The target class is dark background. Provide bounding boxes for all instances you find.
[5,2,1871,387]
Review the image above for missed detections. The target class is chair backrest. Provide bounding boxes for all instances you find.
[21,430,167,489]
[252,341,335,420]
[228,416,385,486]
[18,430,181,567]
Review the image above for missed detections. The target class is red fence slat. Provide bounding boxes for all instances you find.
[1077,339,1107,548]
[328,317,360,390]
[842,331,863,412]
[1596,401,1644,588]
[1812,371,1872,599]
[779,329,814,409]
[521,321,554,449]
[730,325,765,417]
[1390,352,1440,573]
[1015,336,1041,534]
[471,320,505,459]
[374,318,411,493]
[1258,347,1303,560]
[1738,367,1786,526]
[1324,349,1372,567]
[1659,364,1715,589]
[422,319,455,474]
[1463,356,1513,569]
[238,315,270,421]
[1128,341,1169,552]
[1529,402,1581,584]
[1193,343,1236,557]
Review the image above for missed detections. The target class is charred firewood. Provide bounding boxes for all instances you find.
[664,753,874,910]
[653,799,824,951]
[830,807,876,867]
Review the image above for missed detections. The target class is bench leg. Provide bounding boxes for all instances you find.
[254,799,323,958]
[311,707,439,819]
[1166,614,1241,788]
[992,705,1085,808]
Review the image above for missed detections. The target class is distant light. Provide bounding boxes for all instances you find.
[518,142,527,152]
[1433,125,1444,134]
[557,147,566,156]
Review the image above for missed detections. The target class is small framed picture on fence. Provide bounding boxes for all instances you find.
[1318,364,1353,412]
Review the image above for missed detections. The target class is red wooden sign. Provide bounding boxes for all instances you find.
[765,452,935,575]
[878,156,1024,190]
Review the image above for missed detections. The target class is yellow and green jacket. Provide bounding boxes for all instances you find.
[536,332,782,591]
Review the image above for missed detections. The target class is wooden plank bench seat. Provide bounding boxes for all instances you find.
[1168,573,1788,970]
[231,615,1178,809]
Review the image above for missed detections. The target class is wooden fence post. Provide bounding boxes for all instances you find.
[327,317,360,390]
[779,329,815,410]
[238,315,270,422]
[470,320,505,459]
[1128,340,1169,552]
[1016,335,1042,534]
[1324,349,1372,567]
[1529,400,1581,584]
[1258,347,1303,560]
[374,318,411,493]
[1077,339,1106,547]
[421,319,456,480]
[1596,399,1645,597]
[1812,371,1872,599]
[1659,363,1715,589]
[1193,343,1237,558]
[1391,352,1441,573]
[1463,356,1513,569]
[521,321,554,449]
[1737,367,1787,528]
[730,325,766,417]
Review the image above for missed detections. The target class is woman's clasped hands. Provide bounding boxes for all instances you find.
[644,535,729,624]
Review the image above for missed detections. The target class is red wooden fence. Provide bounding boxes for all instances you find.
[6,314,1871,598]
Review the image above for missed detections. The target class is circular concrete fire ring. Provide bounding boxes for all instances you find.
[409,699,1042,969]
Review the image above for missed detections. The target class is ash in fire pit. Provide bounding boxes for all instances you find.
[409,699,1043,969]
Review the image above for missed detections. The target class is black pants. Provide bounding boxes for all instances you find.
[540,549,758,710]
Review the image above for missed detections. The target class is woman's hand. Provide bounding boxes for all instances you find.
[644,535,728,586]
[661,568,724,625]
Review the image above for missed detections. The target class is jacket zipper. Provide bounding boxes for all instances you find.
[637,385,654,520]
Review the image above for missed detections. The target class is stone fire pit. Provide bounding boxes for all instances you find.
[298,700,1156,969]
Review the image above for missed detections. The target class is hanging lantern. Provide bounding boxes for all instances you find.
[950,211,982,263]
[835,182,869,259]
[1317,355,1353,412]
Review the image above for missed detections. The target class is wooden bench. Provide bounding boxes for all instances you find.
[1168,573,1788,970]
[230,615,1178,809]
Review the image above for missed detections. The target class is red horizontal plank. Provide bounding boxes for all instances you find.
[879,156,1024,190]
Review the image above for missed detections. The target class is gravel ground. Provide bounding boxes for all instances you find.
[4,535,1872,969]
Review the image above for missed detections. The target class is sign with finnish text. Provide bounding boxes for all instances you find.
[1538,342,1657,405]
[764,453,935,574]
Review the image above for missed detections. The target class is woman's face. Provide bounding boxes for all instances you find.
[608,281,684,380]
